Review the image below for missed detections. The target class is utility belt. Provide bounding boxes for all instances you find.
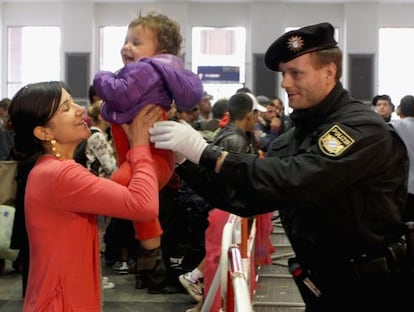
[289,244,409,302]
[291,243,408,285]
[348,241,408,279]
[328,222,414,279]
[289,224,414,300]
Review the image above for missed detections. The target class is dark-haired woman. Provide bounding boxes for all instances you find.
[9,81,161,311]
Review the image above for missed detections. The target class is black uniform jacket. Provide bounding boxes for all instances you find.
[177,83,409,269]
[213,122,256,154]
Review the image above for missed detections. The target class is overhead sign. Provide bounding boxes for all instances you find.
[197,66,240,82]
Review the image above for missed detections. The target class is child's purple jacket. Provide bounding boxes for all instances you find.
[93,54,204,124]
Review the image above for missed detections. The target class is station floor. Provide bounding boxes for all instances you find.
[0,217,304,312]
[0,259,196,312]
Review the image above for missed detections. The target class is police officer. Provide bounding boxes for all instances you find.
[150,23,413,311]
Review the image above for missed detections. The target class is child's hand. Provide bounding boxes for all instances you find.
[122,104,162,147]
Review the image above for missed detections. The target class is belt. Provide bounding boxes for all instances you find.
[348,242,408,279]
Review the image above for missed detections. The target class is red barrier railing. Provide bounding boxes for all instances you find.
[201,215,256,312]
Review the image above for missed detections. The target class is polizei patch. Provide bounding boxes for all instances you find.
[318,125,355,157]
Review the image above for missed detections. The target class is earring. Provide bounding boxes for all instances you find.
[50,139,61,159]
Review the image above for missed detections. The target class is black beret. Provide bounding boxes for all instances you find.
[265,22,338,71]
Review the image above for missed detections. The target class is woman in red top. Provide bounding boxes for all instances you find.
[9,81,161,312]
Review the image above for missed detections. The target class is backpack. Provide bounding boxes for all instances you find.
[74,128,100,174]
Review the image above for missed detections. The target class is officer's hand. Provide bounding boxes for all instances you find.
[150,120,208,164]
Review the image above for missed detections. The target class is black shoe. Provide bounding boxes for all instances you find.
[135,247,170,293]
[135,272,148,289]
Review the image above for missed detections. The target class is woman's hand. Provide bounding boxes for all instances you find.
[122,104,163,147]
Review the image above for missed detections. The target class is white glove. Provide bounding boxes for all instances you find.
[174,151,187,165]
[150,120,208,164]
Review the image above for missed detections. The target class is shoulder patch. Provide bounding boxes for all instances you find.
[318,125,355,157]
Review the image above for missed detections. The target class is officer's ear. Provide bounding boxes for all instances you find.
[325,63,336,81]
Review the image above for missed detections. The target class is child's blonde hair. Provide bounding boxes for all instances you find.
[129,11,183,56]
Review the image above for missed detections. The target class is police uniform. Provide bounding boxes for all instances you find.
[176,23,414,311]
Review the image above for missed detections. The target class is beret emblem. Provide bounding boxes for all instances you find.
[287,35,304,52]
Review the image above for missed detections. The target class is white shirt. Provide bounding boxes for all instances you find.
[391,116,414,194]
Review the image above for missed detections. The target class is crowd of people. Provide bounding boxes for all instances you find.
[1,13,414,312]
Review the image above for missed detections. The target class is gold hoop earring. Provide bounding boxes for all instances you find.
[50,139,61,159]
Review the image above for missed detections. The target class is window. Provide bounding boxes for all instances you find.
[7,26,61,98]
[379,27,414,106]
[98,26,127,72]
[192,27,246,100]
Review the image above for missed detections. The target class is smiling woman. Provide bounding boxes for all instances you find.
[10,82,89,161]
[8,81,162,312]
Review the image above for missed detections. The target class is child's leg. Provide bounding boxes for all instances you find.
[111,164,172,293]
[109,110,176,293]
[134,207,177,293]
[109,146,174,190]
[133,219,162,242]
[150,145,174,189]
[111,124,129,165]
[110,118,174,189]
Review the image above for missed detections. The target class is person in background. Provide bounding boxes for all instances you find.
[255,96,282,153]
[197,91,213,122]
[0,97,10,128]
[236,87,253,94]
[176,107,200,125]
[93,11,203,294]
[200,98,229,132]
[0,97,13,160]
[198,98,229,142]
[395,104,402,118]
[150,23,414,311]
[390,95,414,222]
[81,101,117,177]
[154,104,210,298]
[8,145,32,297]
[257,95,294,154]
[372,94,394,122]
[0,97,15,275]
[85,84,122,269]
[272,96,293,134]
[226,87,254,129]
[88,84,102,107]
[84,101,118,289]
[9,81,161,311]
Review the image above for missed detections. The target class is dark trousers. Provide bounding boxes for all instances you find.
[104,218,137,264]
